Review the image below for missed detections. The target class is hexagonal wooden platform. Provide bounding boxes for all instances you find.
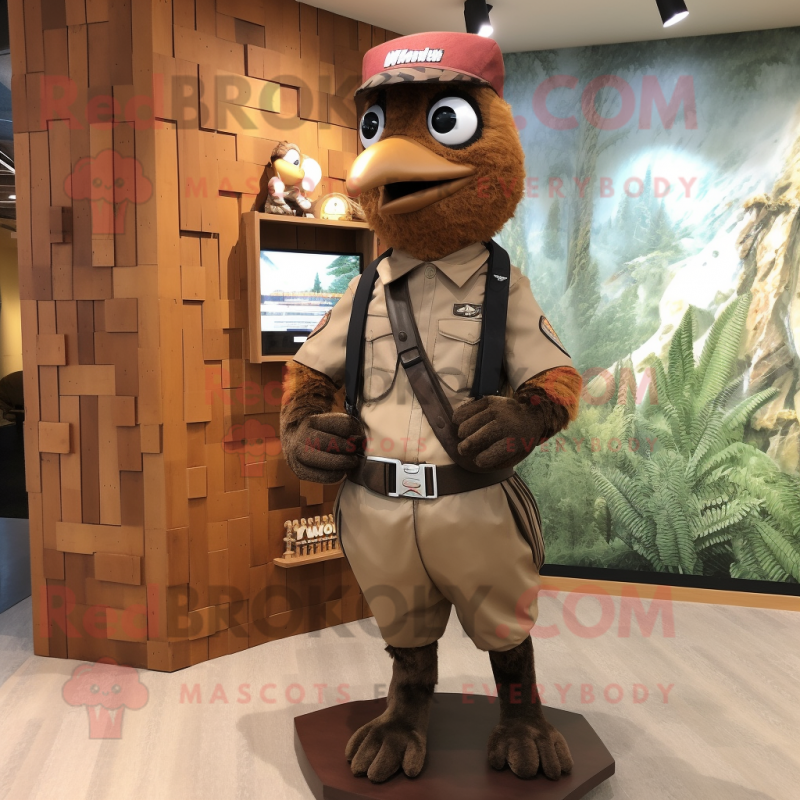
[295,693,615,799]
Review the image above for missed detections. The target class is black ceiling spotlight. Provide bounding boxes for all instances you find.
[464,0,494,37]
[656,0,690,27]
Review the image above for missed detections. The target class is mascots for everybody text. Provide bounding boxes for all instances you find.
[280,32,582,783]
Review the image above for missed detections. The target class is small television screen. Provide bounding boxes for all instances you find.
[260,249,362,355]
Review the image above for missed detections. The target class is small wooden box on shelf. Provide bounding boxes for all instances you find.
[243,212,376,364]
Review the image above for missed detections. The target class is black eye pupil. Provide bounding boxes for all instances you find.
[361,111,380,139]
[432,107,457,134]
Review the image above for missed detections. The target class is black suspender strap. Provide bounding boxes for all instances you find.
[471,239,511,398]
[344,248,392,417]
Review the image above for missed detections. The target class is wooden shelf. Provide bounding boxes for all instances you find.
[249,212,371,230]
[273,549,345,568]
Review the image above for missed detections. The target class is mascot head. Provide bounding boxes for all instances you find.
[346,32,525,262]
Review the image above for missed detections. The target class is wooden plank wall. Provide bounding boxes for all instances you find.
[11,0,399,671]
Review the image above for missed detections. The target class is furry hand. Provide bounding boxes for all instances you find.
[453,395,544,470]
[283,412,364,484]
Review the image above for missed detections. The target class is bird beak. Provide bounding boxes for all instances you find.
[346,136,476,215]
[275,159,304,186]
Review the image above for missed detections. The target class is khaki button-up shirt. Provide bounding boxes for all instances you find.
[293,242,573,465]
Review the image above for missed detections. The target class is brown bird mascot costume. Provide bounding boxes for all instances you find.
[280,32,582,783]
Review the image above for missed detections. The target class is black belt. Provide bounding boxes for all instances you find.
[349,455,513,499]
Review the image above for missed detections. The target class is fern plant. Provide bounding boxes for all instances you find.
[591,294,800,580]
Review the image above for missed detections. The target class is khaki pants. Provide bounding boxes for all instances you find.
[335,477,543,652]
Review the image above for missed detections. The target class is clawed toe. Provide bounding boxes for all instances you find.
[401,731,426,777]
[552,728,574,775]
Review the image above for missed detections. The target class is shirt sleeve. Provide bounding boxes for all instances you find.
[291,275,357,387]
[504,267,573,391]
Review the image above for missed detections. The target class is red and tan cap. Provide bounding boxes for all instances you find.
[357,31,505,99]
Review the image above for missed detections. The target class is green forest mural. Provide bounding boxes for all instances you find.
[501,28,800,584]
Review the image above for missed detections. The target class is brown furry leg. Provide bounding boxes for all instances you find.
[345,642,438,783]
[487,637,573,780]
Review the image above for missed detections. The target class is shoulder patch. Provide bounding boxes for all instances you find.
[307,310,331,340]
[539,315,570,357]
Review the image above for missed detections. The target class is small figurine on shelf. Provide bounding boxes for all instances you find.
[299,517,309,556]
[259,141,322,218]
[282,520,295,558]
[314,192,367,222]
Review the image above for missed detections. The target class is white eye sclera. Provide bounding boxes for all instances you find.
[427,96,479,146]
[359,104,385,149]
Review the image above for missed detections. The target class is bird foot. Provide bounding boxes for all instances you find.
[345,713,427,783]
[488,717,573,780]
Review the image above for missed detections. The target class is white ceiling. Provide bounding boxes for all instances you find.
[308,0,800,53]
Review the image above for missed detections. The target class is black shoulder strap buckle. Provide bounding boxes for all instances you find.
[398,347,422,368]
[344,248,392,418]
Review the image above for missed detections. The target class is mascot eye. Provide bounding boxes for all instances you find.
[284,148,301,167]
[359,105,385,149]
[427,97,480,147]
[91,684,99,693]
[112,684,122,693]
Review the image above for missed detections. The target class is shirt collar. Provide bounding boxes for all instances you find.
[377,242,489,289]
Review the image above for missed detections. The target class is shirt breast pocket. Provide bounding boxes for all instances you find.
[433,318,482,393]
[363,314,398,402]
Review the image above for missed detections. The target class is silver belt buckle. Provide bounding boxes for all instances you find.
[367,456,438,499]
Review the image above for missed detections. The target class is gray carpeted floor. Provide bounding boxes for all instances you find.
[0,586,798,799]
